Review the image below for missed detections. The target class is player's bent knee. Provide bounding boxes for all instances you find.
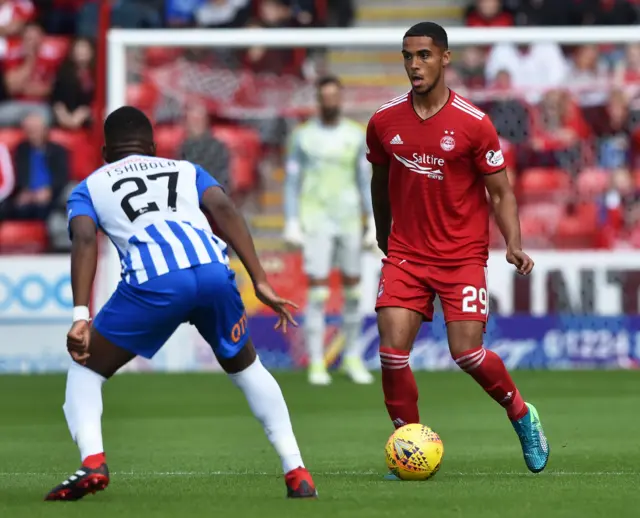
[376,306,422,352]
[446,320,485,357]
[217,338,257,374]
[83,326,136,379]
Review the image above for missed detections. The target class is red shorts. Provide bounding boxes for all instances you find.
[375,256,489,324]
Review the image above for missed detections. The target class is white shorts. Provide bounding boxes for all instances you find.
[302,230,362,280]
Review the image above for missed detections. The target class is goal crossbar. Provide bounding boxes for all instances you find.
[106,25,640,112]
[109,26,640,49]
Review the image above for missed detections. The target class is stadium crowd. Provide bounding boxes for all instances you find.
[0,0,639,252]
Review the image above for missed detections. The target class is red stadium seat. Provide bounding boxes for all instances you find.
[576,168,610,198]
[518,209,553,248]
[49,129,97,181]
[0,220,48,254]
[519,202,565,236]
[154,125,184,159]
[519,167,571,202]
[575,201,599,223]
[213,126,261,192]
[553,212,597,249]
[126,82,160,121]
[0,128,25,153]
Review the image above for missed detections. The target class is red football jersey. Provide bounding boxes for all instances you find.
[366,90,505,266]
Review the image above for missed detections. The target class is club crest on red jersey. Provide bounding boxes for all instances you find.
[440,130,456,152]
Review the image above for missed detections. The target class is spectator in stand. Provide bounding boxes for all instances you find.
[0,21,61,126]
[257,0,295,28]
[244,0,299,75]
[0,0,34,58]
[194,0,251,28]
[528,89,592,173]
[506,0,580,26]
[614,43,640,84]
[564,44,610,107]
[591,89,633,171]
[485,42,568,103]
[51,37,95,130]
[597,168,637,247]
[1,112,69,221]
[578,0,639,25]
[179,102,230,192]
[455,46,486,89]
[465,0,514,27]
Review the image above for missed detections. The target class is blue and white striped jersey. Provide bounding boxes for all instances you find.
[67,155,228,286]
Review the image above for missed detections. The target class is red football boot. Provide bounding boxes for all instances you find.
[285,467,317,499]
[45,454,109,501]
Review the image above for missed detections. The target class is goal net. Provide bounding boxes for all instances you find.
[104,26,640,372]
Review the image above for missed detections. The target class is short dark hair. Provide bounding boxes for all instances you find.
[104,106,153,145]
[404,22,448,50]
[316,75,342,91]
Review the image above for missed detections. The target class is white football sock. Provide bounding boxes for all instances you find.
[229,356,304,473]
[342,284,365,360]
[305,287,329,367]
[63,362,106,462]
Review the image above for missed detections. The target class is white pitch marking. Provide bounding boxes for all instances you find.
[0,470,638,477]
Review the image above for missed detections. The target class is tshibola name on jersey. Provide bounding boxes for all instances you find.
[105,160,178,177]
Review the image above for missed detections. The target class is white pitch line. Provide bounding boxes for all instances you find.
[0,470,638,477]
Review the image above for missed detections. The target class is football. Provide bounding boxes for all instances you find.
[385,424,444,480]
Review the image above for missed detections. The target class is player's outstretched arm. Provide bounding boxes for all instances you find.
[201,186,298,331]
[371,164,392,255]
[484,170,534,275]
[202,186,267,284]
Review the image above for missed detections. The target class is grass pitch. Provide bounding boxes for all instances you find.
[1,370,639,517]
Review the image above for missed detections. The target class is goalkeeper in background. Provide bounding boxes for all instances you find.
[283,75,376,386]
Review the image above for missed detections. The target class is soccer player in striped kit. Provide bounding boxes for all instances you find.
[45,107,317,501]
[283,75,377,386]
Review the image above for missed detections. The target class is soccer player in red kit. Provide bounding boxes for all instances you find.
[366,22,549,474]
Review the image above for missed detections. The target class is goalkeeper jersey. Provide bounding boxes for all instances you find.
[284,117,372,234]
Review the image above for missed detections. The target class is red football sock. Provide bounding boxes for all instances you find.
[379,347,419,428]
[454,346,527,421]
[83,452,106,469]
